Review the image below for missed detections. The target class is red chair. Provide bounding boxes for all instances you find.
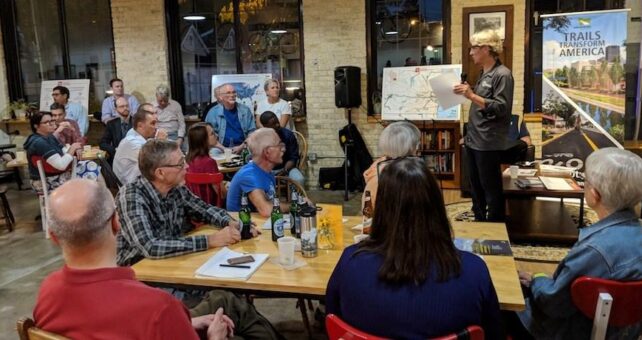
[326,314,386,340]
[571,276,642,340]
[325,314,484,340]
[185,172,224,207]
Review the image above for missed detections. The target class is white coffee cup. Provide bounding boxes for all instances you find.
[509,165,519,179]
[224,148,233,162]
[277,236,296,266]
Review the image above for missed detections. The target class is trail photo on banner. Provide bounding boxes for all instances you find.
[541,10,627,170]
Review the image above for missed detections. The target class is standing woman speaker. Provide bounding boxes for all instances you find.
[454,29,514,222]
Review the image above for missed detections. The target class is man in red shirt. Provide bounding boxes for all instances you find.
[33,179,233,339]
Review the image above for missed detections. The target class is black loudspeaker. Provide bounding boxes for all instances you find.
[334,66,361,108]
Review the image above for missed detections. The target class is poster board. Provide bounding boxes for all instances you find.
[211,74,272,111]
[381,65,461,121]
[541,9,628,170]
[39,79,90,113]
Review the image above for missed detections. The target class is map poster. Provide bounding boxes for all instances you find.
[39,79,90,114]
[381,65,462,121]
[541,10,627,171]
[211,74,272,111]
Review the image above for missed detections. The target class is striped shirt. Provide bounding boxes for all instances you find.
[116,176,232,266]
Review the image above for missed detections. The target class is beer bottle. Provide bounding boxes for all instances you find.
[241,145,251,165]
[289,189,299,237]
[271,197,284,241]
[295,194,305,238]
[239,193,252,240]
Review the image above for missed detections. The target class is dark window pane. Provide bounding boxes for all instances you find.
[239,1,303,99]
[64,0,116,113]
[15,0,64,103]
[178,0,235,107]
[369,0,445,115]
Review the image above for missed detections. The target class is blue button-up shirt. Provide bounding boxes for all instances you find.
[519,209,642,339]
[65,102,88,136]
[204,103,256,147]
[101,95,140,123]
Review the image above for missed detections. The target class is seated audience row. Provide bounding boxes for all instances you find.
[36,178,278,339]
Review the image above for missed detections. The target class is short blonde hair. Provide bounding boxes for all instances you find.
[470,29,503,55]
[378,122,421,158]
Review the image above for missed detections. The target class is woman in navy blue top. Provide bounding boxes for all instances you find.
[326,157,503,339]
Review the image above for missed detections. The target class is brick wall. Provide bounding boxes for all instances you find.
[110,0,169,104]
[301,0,383,187]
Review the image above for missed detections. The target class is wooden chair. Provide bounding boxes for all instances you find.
[571,276,642,340]
[326,314,484,340]
[185,172,224,207]
[275,175,307,202]
[0,184,15,232]
[293,130,308,171]
[16,317,68,340]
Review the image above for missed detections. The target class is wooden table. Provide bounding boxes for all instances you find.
[132,216,525,311]
[214,158,242,174]
[6,146,105,168]
[503,172,584,245]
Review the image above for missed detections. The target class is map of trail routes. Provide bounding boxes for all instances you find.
[382,65,461,121]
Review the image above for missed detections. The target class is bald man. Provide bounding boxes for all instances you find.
[33,179,233,340]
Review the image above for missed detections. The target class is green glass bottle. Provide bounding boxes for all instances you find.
[241,145,251,165]
[239,193,252,240]
[271,197,284,241]
[289,189,299,237]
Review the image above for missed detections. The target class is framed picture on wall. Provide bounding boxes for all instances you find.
[468,11,506,40]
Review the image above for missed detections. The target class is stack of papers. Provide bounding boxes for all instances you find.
[539,164,575,177]
[539,176,574,191]
[195,247,269,280]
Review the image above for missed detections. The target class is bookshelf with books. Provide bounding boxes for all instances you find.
[415,121,461,189]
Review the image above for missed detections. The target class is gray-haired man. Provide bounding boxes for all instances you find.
[116,139,259,266]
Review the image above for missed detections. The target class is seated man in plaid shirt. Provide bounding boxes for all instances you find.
[116,139,260,266]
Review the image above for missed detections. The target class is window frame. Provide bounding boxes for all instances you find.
[365,0,451,116]
[0,0,117,102]
[164,0,306,109]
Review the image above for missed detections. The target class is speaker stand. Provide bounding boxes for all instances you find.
[343,108,353,201]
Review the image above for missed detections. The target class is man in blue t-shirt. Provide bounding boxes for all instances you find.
[204,84,256,153]
[226,128,290,217]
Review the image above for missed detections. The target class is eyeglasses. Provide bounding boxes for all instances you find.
[223,91,237,95]
[376,155,423,178]
[468,45,485,52]
[39,119,56,126]
[267,142,286,151]
[160,157,186,169]
[51,92,62,97]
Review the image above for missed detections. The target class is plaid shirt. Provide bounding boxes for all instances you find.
[116,176,233,266]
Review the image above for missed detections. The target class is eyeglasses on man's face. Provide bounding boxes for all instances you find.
[161,157,186,169]
[39,119,56,126]
[267,142,286,152]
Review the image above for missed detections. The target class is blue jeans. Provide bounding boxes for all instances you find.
[272,167,305,187]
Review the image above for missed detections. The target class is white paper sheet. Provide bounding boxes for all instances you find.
[539,176,574,191]
[428,72,468,110]
[195,247,269,280]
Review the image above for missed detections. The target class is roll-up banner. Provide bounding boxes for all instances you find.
[541,9,629,170]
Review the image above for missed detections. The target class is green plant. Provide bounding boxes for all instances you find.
[9,99,30,111]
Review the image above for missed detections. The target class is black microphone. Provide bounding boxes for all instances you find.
[460,73,467,84]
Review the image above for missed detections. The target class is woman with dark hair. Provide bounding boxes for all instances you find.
[24,111,83,192]
[186,122,224,205]
[326,158,502,339]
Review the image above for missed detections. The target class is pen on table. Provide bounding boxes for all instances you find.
[220,264,251,269]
